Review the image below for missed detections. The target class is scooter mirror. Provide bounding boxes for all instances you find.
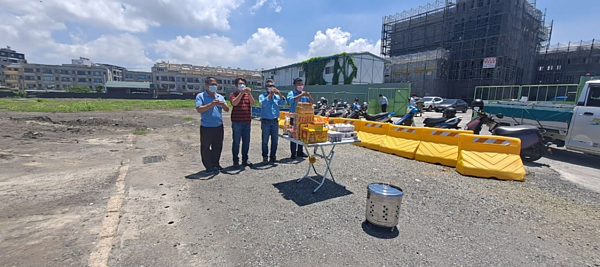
[496,113,504,119]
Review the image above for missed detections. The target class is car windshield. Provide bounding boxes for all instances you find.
[422,97,433,101]
[441,99,457,104]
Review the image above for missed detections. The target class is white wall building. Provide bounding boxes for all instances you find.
[262,52,387,87]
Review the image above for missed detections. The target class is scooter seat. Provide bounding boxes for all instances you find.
[423,117,447,125]
[493,125,540,136]
[364,112,389,121]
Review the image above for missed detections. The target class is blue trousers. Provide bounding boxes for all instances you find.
[231,122,251,163]
[261,119,279,158]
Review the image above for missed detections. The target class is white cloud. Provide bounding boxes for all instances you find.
[300,27,381,59]
[250,0,282,14]
[270,0,282,13]
[154,27,292,70]
[250,0,268,14]
[0,0,243,32]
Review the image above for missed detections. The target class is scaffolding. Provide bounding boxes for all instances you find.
[381,0,549,101]
[536,39,600,84]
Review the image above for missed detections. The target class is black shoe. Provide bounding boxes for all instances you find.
[290,154,297,159]
[297,152,308,158]
[213,166,222,172]
[233,162,240,167]
[204,168,215,175]
[242,161,253,167]
[269,157,277,163]
[263,157,269,163]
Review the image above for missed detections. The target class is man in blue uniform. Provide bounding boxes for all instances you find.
[195,77,230,174]
[259,79,287,163]
[287,78,314,159]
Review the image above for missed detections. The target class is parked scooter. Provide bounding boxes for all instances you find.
[358,110,395,123]
[422,107,462,129]
[465,107,549,162]
[394,105,420,126]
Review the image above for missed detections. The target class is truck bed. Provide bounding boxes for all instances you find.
[484,101,574,139]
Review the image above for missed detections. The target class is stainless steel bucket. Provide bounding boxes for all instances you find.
[366,183,403,228]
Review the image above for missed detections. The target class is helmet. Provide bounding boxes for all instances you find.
[443,107,457,119]
[471,99,484,112]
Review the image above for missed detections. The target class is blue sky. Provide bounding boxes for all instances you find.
[0,0,597,71]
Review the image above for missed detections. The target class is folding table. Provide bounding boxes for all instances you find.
[280,134,361,193]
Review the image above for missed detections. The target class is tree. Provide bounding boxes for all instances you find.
[95,84,104,93]
[67,86,92,93]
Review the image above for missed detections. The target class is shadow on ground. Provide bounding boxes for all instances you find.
[361,221,400,239]
[272,178,353,207]
[185,171,217,180]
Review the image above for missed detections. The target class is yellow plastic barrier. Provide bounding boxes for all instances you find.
[355,121,389,150]
[379,125,423,159]
[456,134,526,181]
[415,128,473,167]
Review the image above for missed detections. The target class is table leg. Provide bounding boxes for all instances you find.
[313,145,336,193]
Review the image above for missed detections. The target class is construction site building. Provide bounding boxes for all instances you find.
[382,0,550,101]
[535,39,600,84]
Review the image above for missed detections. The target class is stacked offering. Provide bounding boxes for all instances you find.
[328,123,358,142]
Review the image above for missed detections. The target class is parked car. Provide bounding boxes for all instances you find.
[434,99,468,113]
[419,96,443,111]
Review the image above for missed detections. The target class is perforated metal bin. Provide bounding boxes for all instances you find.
[366,183,404,228]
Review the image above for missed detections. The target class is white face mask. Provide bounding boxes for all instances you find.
[238,84,246,90]
[207,85,217,92]
[267,86,273,93]
[296,85,304,92]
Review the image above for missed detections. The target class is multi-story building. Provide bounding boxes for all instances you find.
[97,63,126,82]
[382,0,551,100]
[262,52,386,87]
[13,60,108,91]
[151,62,262,95]
[535,39,600,84]
[0,46,27,88]
[123,70,153,83]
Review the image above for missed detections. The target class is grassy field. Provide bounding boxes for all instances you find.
[0,98,201,112]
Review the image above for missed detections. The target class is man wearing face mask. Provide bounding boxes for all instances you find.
[287,78,314,159]
[196,77,230,174]
[229,78,255,167]
[259,79,286,163]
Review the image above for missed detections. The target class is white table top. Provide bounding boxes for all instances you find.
[279,134,361,147]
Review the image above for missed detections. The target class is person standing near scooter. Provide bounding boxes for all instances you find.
[379,94,388,112]
[287,78,314,159]
[259,79,286,163]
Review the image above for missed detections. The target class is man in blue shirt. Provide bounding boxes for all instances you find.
[287,78,314,159]
[195,77,230,174]
[379,94,389,112]
[259,79,287,163]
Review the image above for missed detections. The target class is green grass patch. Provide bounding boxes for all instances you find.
[0,98,195,113]
[133,129,149,135]
[182,117,195,121]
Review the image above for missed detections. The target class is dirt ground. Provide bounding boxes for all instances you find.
[0,109,599,267]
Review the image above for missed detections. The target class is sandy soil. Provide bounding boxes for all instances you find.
[0,110,599,267]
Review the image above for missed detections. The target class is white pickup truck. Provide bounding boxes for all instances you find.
[480,80,600,156]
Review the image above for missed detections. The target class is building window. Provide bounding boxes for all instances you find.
[125,74,133,79]
[24,68,34,73]
[325,66,333,74]
[42,69,53,74]
[93,71,102,76]
[556,65,562,71]
[77,71,86,75]
[43,76,53,81]
[547,66,553,71]
[299,71,304,77]
[78,78,87,82]
[139,75,146,79]
[93,78,103,83]
[61,77,71,82]
[87,71,91,75]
